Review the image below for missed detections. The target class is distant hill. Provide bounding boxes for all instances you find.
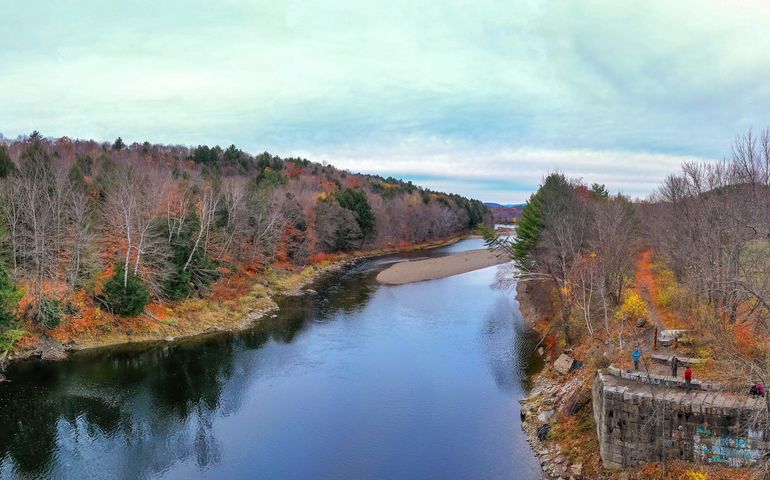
[483,202,526,209]
[484,202,525,224]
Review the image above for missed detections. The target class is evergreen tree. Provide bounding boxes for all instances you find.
[103,265,150,316]
[512,173,572,270]
[591,183,609,200]
[334,189,375,240]
[0,145,18,178]
[112,137,126,151]
[162,216,220,299]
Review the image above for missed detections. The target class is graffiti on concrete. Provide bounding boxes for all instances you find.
[693,428,762,467]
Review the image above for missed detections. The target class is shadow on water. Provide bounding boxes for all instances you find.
[0,240,542,480]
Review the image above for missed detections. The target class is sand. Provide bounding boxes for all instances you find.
[376,249,510,285]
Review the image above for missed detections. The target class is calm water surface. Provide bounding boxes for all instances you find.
[0,239,543,479]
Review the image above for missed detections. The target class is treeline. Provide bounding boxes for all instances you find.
[0,132,489,346]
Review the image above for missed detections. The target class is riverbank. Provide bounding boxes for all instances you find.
[1,234,469,371]
[515,269,760,480]
[515,281,599,480]
[375,247,509,285]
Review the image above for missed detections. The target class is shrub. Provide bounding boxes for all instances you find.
[38,296,63,329]
[0,329,25,353]
[0,263,22,327]
[615,292,648,323]
[103,266,150,316]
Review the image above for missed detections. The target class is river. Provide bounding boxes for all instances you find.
[0,239,543,479]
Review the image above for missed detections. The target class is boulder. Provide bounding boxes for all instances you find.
[537,409,555,423]
[554,354,576,375]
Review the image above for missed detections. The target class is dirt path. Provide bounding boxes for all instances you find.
[635,249,667,332]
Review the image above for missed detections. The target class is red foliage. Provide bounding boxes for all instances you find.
[285,162,303,178]
[574,184,592,200]
[344,176,364,189]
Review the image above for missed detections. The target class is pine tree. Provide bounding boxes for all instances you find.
[334,189,375,240]
[0,145,17,178]
[103,265,149,316]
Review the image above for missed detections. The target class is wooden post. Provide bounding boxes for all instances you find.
[654,327,658,350]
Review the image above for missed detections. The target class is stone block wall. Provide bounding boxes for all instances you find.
[593,370,769,469]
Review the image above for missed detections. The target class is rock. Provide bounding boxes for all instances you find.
[554,354,576,375]
[554,455,566,464]
[570,463,583,476]
[536,424,551,441]
[165,336,175,342]
[305,289,317,295]
[537,409,555,423]
[0,373,5,383]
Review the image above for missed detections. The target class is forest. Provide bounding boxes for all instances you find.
[0,132,489,354]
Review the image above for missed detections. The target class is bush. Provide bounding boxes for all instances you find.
[615,292,648,323]
[103,266,150,316]
[0,263,22,327]
[0,329,25,353]
[37,296,63,328]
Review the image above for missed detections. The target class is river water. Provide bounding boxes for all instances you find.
[0,239,543,479]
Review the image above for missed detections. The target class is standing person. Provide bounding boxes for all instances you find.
[632,346,642,370]
[684,367,693,392]
[671,356,679,377]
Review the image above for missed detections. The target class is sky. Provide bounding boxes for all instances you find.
[2,1,770,203]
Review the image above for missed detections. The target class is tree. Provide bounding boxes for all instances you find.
[615,292,647,350]
[0,145,17,178]
[315,198,362,252]
[112,137,126,151]
[590,183,609,200]
[334,188,376,241]
[17,137,60,321]
[103,265,149,316]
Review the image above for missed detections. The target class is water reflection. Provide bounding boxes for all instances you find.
[0,241,542,480]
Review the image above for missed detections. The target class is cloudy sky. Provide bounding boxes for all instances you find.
[2,1,770,202]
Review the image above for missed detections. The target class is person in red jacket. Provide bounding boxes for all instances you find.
[684,367,693,392]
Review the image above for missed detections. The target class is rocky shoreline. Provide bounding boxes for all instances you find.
[520,369,586,480]
[516,281,589,480]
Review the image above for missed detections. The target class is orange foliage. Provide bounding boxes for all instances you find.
[635,249,689,329]
[344,176,364,189]
[320,179,338,192]
[208,271,255,302]
[309,252,339,265]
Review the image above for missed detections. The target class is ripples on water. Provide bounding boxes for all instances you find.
[0,240,543,480]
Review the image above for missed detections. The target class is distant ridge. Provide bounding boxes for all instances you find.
[483,202,525,224]
[483,202,526,208]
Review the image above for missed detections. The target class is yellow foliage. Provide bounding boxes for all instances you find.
[685,470,708,480]
[615,292,648,322]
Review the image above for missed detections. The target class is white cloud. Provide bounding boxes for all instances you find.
[0,0,767,201]
[292,139,714,203]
